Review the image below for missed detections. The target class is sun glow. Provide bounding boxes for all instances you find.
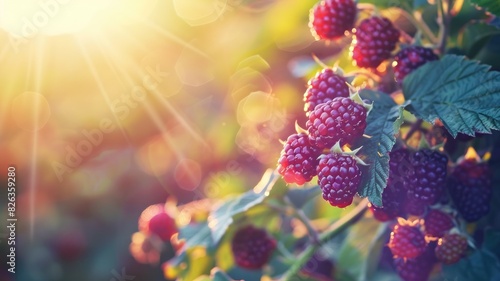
[0,0,158,37]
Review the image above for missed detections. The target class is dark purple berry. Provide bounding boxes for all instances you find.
[304,68,349,117]
[393,46,438,84]
[350,17,400,68]
[307,97,368,149]
[278,133,322,185]
[231,226,276,270]
[317,152,362,208]
[309,0,357,40]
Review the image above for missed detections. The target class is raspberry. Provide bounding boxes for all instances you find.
[405,149,448,205]
[389,148,411,182]
[304,68,350,116]
[317,151,362,208]
[424,209,454,238]
[231,226,276,269]
[435,233,468,264]
[309,0,357,40]
[277,132,322,185]
[394,242,437,281]
[369,179,406,221]
[449,159,492,222]
[307,96,368,148]
[350,17,400,68]
[388,220,426,259]
[404,197,427,216]
[138,204,177,242]
[393,46,438,83]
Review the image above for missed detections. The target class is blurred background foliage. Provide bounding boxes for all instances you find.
[0,0,499,280]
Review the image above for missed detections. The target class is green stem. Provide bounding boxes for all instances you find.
[404,119,423,141]
[284,196,321,245]
[280,199,369,280]
[398,8,438,44]
[437,0,452,54]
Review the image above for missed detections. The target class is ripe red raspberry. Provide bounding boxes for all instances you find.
[405,149,448,205]
[307,96,369,149]
[309,0,357,40]
[449,159,491,222]
[317,150,362,208]
[394,242,437,281]
[388,220,426,259]
[393,46,438,83]
[350,17,400,68]
[277,132,322,185]
[231,226,276,269]
[424,209,454,238]
[138,204,177,242]
[304,68,350,117]
[435,233,468,264]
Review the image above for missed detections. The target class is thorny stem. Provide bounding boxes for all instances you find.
[281,199,369,280]
[284,196,321,245]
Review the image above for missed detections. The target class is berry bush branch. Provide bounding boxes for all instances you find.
[437,0,452,54]
[284,195,321,245]
[281,199,369,280]
[398,8,438,44]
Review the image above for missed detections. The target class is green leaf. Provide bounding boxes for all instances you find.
[482,229,500,260]
[471,0,500,17]
[442,249,500,280]
[179,222,213,249]
[460,23,500,58]
[212,269,235,281]
[403,55,500,137]
[208,169,280,244]
[286,186,321,208]
[357,90,406,206]
[336,218,388,281]
[357,0,412,9]
[442,229,500,281]
[413,0,429,9]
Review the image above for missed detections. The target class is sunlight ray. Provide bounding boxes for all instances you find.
[29,38,45,241]
[141,20,213,62]
[90,36,205,191]
[74,37,134,146]
[94,33,210,149]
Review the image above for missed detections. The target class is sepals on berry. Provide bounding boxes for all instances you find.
[329,141,368,166]
[350,90,373,114]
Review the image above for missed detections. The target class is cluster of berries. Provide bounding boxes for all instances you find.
[371,148,492,280]
[310,0,401,69]
[277,0,443,210]
[370,147,492,223]
[277,79,372,207]
[273,1,493,280]
[388,218,468,281]
[310,0,438,81]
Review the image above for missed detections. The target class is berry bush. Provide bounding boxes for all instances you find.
[131,0,500,280]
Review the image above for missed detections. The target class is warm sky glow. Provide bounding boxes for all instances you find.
[0,0,158,36]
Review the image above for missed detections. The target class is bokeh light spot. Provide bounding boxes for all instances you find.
[173,0,227,26]
[174,158,202,191]
[175,47,215,87]
[237,91,276,124]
